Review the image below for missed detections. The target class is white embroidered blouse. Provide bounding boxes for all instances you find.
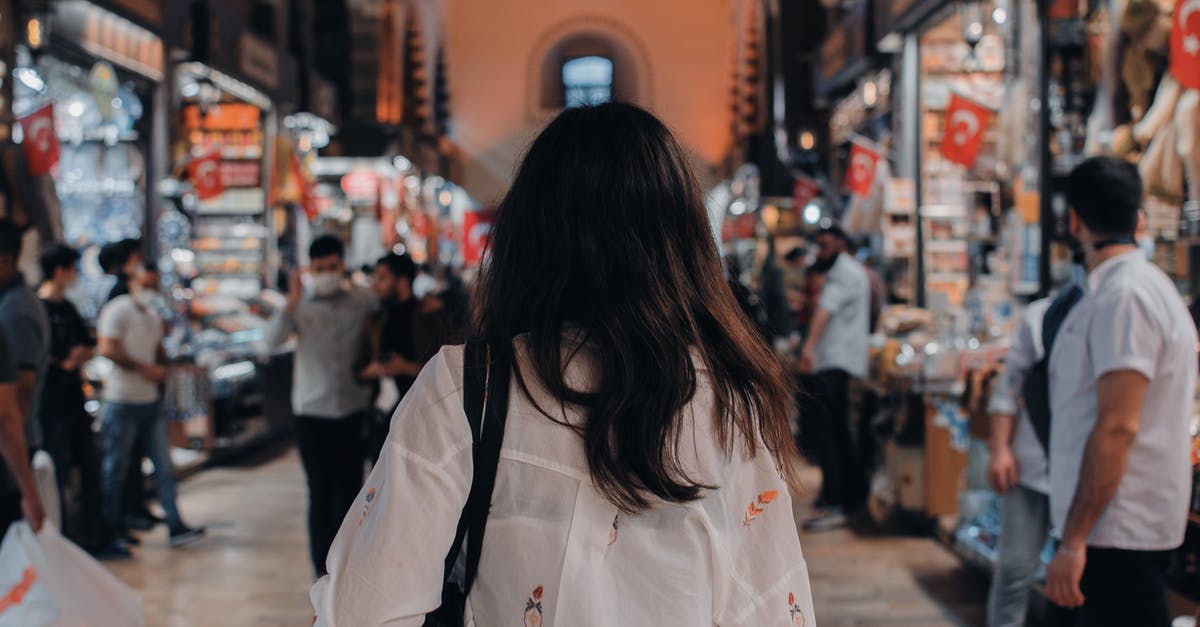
[311,343,816,626]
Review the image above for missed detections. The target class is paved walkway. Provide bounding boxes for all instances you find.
[107,448,989,626]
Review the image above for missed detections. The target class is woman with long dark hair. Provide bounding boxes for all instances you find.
[312,103,815,626]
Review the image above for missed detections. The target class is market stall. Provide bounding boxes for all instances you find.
[11,0,165,319]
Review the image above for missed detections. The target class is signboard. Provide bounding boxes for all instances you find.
[239,32,279,91]
[340,168,378,200]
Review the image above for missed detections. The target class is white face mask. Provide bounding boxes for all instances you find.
[310,272,343,297]
[131,288,157,308]
[1138,236,1155,261]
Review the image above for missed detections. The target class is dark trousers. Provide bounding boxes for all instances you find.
[42,416,104,548]
[296,413,366,577]
[366,408,391,470]
[802,369,865,510]
[1065,547,1171,627]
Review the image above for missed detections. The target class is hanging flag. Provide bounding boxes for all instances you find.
[1171,0,1200,90]
[940,93,992,168]
[462,208,497,265]
[188,151,224,201]
[18,105,60,176]
[792,175,821,218]
[844,141,880,198]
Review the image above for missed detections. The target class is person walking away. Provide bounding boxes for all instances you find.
[97,262,204,549]
[357,253,452,466]
[985,287,1080,626]
[265,235,375,577]
[1043,156,1197,626]
[36,243,108,552]
[0,220,49,533]
[0,326,44,534]
[312,102,814,626]
[798,224,871,532]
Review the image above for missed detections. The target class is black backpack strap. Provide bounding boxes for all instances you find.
[435,340,510,599]
[1023,285,1084,452]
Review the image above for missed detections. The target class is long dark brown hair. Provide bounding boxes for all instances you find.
[476,102,800,512]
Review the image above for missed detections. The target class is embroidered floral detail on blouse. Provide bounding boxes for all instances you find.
[607,514,620,547]
[524,585,544,627]
[788,592,806,625]
[358,487,377,526]
[742,490,779,526]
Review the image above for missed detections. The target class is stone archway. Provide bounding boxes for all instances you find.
[527,16,654,120]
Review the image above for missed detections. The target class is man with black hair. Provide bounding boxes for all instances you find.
[98,238,142,303]
[36,243,108,552]
[798,224,870,532]
[357,253,452,465]
[0,219,50,529]
[265,234,376,576]
[97,261,204,549]
[1043,156,1196,625]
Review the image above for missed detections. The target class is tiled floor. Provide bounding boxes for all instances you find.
[107,447,989,626]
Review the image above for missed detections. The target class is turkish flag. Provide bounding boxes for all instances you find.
[940,93,992,168]
[188,151,225,201]
[844,142,880,198]
[462,208,497,265]
[18,105,60,176]
[792,176,820,218]
[1171,0,1200,90]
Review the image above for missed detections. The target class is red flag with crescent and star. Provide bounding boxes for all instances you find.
[188,150,225,201]
[1172,0,1200,90]
[844,141,880,198]
[462,207,497,265]
[18,105,60,176]
[940,93,992,168]
[792,175,820,218]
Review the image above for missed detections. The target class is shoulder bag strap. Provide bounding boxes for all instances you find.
[436,340,510,597]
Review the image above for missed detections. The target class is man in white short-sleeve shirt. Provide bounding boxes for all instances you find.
[1045,157,1197,625]
[798,225,870,532]
[97,263,204,550]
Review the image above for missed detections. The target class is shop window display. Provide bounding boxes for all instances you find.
[13,50,149,320]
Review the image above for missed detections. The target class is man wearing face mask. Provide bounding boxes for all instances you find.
[265,235,376,577]
[1043,157,1197,625]
[97,261,204,550]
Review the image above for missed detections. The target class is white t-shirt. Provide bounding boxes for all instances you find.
[988,298,1051,494]
[814,253,870,378]
[312,343,816,626]
[97,295,164,404]
[1048,251,1198,551]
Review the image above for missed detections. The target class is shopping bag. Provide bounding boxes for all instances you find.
[31,451,61,531]
[37,524,144,626]
[0,522,58,626]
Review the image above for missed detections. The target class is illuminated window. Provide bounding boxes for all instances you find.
[562,56,613,108]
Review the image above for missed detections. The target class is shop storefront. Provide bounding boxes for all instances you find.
[849,0,1200,607]
[12,0,165,319]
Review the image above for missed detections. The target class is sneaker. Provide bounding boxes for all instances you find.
[91,542,133,561]
[168,524,206,548]
[802,508,848,533]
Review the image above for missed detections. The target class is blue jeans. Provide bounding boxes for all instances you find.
[987,485,1050,627]
[100,401,181,531]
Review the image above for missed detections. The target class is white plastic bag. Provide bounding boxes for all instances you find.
[0,522,144,627]
[38,524,145,626]
[0,522,59,626]
[32,451,61,531]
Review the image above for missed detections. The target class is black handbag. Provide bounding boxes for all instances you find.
[424,340,511,626]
